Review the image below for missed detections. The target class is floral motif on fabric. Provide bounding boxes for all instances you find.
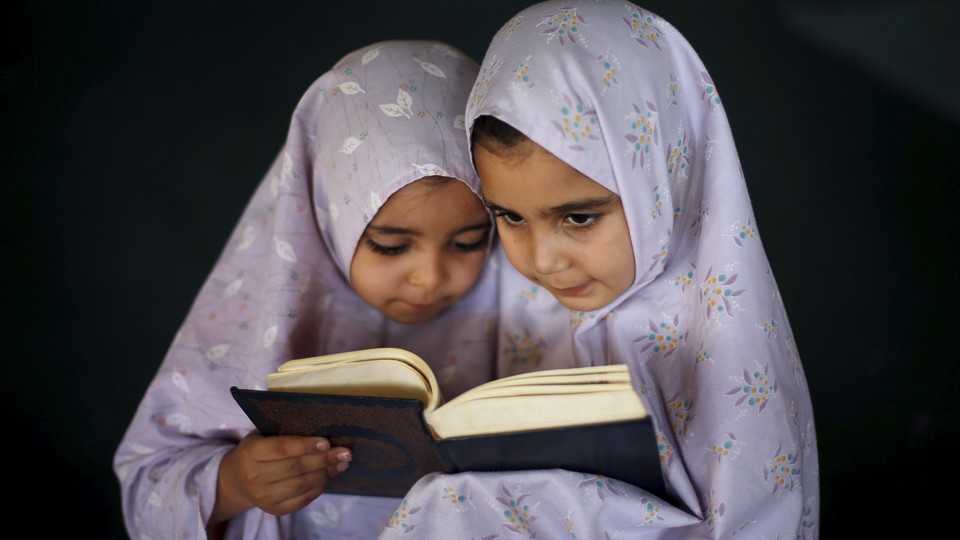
[656,431,675,467]
[333,80,366,97]
[700,266,745,319]
[512,56,535,89]
[552,93,600,150]
[732,218,758,247]
[665,73,680,107]
[597,48,620,94]
[578,473,625,501]
[708,432,741,462]
[517,286,540,304]
[703,132,718,161]
[727,364,778,413]
[441,485,470,506]
[638,498,665,525]
[636,316,686,357]
[496,484,537,536]
[665,128,691,179]
[431,42,468,60]
[694,342,712,367]
[786,336,800,375]
[502,329,546,368]
[650,184,664,219]
[414,58,448,79]
[470,56,502,106]
[153,403,192,434]
[803,420,817,458]
[570,309,597,327]
[270,151,297,197]
[690,200,708,238]
[758,318,778,338]
[700,70,721,107]
[799,499,818,538]
[233,223,258,252]
[360,46,381,66]
[704,490,725,533]
[307,498,346,529]
[622,6,666,50]
[765,444,801,496]
[625,101,659,169]
[648,229,670,271]
[502,15,524,39]
[672,267,695,292]
[665,392,693,440]
[733,519,758,535]
[538,7,586,47]
[386,498,421,533]
[380,87,416,119]
[566,516,585,539]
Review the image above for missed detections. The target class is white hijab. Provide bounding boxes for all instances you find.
[115,40,498,540]
[377,3,820,538]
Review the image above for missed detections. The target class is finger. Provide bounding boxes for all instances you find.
[252,447,351,485]
[254,471,329,516]
[249,435,333,461]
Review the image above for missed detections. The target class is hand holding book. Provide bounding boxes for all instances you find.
[231,347,664,497]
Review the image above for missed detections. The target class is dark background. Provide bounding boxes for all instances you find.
[5,1,958,537]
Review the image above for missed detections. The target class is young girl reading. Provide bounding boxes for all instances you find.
[114,40,498,539]
[378,2,819,538]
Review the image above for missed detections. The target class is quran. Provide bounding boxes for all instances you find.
[231,347,663,497]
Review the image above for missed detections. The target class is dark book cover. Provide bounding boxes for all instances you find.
[435,419,665,495]
[231,387,666,498]
[230,387,444,498]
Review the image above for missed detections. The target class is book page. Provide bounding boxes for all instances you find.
[426,389,647,440]
[443,381,636,403]
[473,364,628,382]
[463,366,631,393]
[267,356,440,412]
[444,364,631,400]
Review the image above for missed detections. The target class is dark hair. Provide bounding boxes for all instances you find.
[471,115,532,161]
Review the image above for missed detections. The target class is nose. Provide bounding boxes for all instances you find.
[529,228,568,275]
[409,250,445,290]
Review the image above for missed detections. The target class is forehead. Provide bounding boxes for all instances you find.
[476,143,612,207]
[370,177,487,228]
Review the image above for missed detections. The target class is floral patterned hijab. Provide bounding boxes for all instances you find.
[377,3,819,538]
[115,40,498,539]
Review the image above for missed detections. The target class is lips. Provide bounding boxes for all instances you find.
[404,301,436,311]
[552,281,591,296]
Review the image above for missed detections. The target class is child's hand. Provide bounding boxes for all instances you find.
[211,430,352,525]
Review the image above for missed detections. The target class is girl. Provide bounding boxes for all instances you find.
[114,40,498,540]
[379,2,819,538]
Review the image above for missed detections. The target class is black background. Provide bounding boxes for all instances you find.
[5,1,958,537]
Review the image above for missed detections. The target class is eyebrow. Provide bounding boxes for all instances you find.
[485,194,620,218]
[365,222,491,236]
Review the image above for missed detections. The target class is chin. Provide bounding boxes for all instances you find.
[385,308,443,325]
[554,296,605,313]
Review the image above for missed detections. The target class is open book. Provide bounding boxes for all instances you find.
[231,347,663,498]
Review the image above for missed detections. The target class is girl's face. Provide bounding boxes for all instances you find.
[350,177,492,324]
[475,140,635,312]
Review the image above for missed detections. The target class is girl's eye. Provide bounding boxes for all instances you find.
[453,238,488,253]
[366,238,408,257]
[565,213,599,228]
[494,211,524,228]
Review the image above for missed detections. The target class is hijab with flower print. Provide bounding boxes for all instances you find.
[115,40,498,540]
[376,3,819,539]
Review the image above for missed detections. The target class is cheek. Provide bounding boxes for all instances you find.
[495,227,528,266]
[351,254,399,298]
[606,236,636,288]
[447,253,488,291]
